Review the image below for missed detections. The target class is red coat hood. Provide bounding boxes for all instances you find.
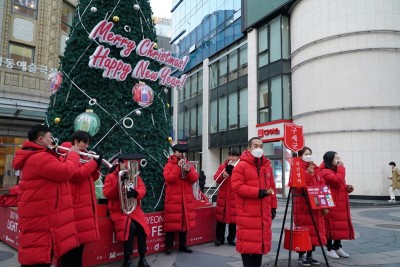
[12,141,49,170]
[167,155,180,164]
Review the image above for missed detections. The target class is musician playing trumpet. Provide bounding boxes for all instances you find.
[163,144,199,255]
[214,148,240,246]
[60,130,103,267]
[103,154,151,267]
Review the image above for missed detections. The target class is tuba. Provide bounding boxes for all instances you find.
[118,160,140,214]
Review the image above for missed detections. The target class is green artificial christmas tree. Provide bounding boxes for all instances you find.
[46,0,186,212]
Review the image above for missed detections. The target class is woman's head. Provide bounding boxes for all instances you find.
[298,146,312,162]
[323,151,339,169]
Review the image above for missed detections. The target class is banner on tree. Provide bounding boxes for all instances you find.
[88,20,189,90]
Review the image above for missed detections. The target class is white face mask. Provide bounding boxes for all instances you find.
[302,155,313,162]
[251,148,264,158]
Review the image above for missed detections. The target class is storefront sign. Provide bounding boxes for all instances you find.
[88,20,188,90]
[0,57,56,75]
[256,121,290,142]
[306,186,335,209]
[284,123,304,152]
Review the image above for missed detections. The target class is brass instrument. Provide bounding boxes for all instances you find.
[205,159,240,199]
[56,145,113,169]
[180,153,189,179]
[118,160,140,214]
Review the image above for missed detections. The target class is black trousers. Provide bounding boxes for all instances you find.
[216,222,236,243]
[241,254,262,267]
[326,239,342,251]
[124,220,147,257]
[60,244,85,267]
[21,264,51,267]
[165,231,187,249]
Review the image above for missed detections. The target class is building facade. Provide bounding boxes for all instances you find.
[172,0,400,198]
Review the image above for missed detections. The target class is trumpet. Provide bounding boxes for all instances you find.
[205,159,240,199]
[118,160,139,214]
[55,145,113,169]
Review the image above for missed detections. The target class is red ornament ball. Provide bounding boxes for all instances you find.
[132,83,154,107]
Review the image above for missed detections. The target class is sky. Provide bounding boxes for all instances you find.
[150,0,172,19]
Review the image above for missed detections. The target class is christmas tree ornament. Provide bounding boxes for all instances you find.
[135,110,142,116]
[74,109,101,136]
[47,71,63,94]
[90,7,97,12]
[163,88,168,94]
[112,16,120,23]
[132,82,154,107]
[54,117,61,124]
[124,25,131,32]
[167,137,172,142]
[134,4,140,10]
[166,103,170,109]
[122,117,134,128]
[153,43,158,49]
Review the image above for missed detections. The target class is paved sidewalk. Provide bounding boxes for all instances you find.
[1,200,400,267]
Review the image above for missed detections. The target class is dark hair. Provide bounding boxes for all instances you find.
[323,151,337,170]
[248,137,262,147]
[298,146,312,157]
[71,130,91,143]
[28,124,51,141]
[389,162,396,167]
[228,148,240,156]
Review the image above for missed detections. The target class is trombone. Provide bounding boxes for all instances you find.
[205,159,240,200]
[55,145,113,169]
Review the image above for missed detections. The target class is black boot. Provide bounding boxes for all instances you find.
[179,246,193,253]
[122,260,135,267]
[138,258,151,267]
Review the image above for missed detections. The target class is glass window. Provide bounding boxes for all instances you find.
[282,16,290,59]
[219,56,227,85]
[271,76,282,120]
[61,2,75,33]
[198,105,203,136]
[218,96,227,131]
[11,0,38,19]
[184,110,189,139]
[259,81,268,109]
[184,80,190,100]
[283,75,291,119]
[178,112,184,140]
[210,62,218,89]
[228,50,238,81]
[198,70,203,94]
[190,73,197,97]
[228,92,238,129]
[8,42,34,65]
[259,108,269,123]
[239,88,248,127]
[258,24,268,52]
[210,100,218,133]
[190,108,197,137]
[178,85,184,102]
[239,44,248,76]
[270,17,282,62]
[263,141,283,157]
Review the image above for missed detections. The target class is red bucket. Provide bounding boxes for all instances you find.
[283,227,312,251]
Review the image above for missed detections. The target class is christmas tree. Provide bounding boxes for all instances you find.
[46,0,187,212]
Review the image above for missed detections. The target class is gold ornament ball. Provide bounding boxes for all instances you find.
[112,16,120,23]
[153,43,158,49]
[166,103,170,109]
[167,137,173,142]
[54,117,61,124]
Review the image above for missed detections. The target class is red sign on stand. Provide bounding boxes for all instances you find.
[306,186,336,209]
[288,157,305,187]
[284,123,304,152]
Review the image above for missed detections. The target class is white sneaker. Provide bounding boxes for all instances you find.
[326,250,339,259]
[335,248,349,258]
[388,199,396,203]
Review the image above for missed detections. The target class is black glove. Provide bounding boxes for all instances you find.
[258,189,268,199]
[271,208,277,220]
[95,154,103,166]
[225,165,234,175]
[127,188,138,198]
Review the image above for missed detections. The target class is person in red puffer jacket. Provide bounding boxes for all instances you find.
[320,151,355,260]
[163,144,199,255]
[213,148,240,247]
[103,154,151,267]
[294,146,329,266]
[12,124,80,267]
[231,137,277,267]
[59,130,102,267]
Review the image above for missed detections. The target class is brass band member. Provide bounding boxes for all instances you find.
[214,148,240,246]
[163,144,199,254]
[103,154,151,267]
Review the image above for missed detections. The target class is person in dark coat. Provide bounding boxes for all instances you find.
[163,144,199,255]
[320,151,354,259]
[198,170,206,193]
[214,148,240,246]
[103,154,151,267]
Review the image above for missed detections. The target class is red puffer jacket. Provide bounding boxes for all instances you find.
[294,161,327,246]
[12,141,80,265]
[61,142,100,245]
[231,150,277,254]
[214,161,236,224]
[103,167,150,241]
[163,155,198,232]
[319,163,354,241]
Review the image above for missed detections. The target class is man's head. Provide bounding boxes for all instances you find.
[28,124,53,148]
[389,162,396,169]
[71,130,91,151]
[247,137,264,158]
[172,144,189,159]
